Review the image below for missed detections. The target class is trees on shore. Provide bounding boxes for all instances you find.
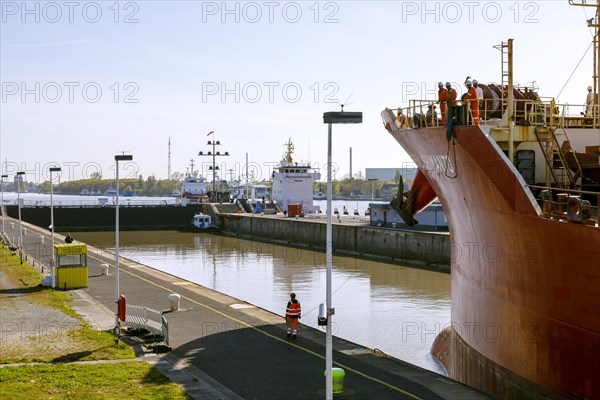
[41,176,181,196]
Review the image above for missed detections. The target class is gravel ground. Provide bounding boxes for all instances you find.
[0,267,81,361]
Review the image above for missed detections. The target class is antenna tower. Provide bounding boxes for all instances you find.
[168,137,172,179]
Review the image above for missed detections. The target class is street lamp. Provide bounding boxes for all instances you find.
[322,110,362,399]
[114,154,133,337]
[1,174,7,239]
[49,166,62,289]
[198,131,229,194]
[16,171,25,262]
[368,178,379,202]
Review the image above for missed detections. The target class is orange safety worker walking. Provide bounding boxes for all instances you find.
[437,82,448,125]
[465,80,480,126]
[285,292,301,339]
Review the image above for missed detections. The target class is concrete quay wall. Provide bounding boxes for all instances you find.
[219,214,451,270]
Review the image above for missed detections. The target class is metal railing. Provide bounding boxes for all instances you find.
[3,199,178,208]
[124,304,166,337]
[393,92,600,129]
[528,185,599,225]
[123,304,170,350]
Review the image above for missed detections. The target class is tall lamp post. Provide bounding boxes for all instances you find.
[49,166,62,289]
[198,131,229,194]
[322,111,362,399]
[1,174,7,239]
[114,154,133,337]
[368,178,378,202]
[16,171,25,262]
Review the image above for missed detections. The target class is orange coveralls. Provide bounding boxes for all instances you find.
[438,88,448,125]
[446,88,457,123]
[466,86,480,126]
[286,300,301,336]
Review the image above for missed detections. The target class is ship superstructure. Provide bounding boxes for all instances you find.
[271,139,321,214]
[181,159,208,205]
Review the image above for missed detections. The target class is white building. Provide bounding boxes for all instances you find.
[271,139,321,213]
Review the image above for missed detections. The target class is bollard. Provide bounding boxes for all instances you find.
[324,368,345,394]
[168,293,181,312]
[23,228,27,236]
[39,236,44,244]
[100,264,109,276]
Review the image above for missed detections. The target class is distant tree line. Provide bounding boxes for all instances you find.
[38,175,181,196]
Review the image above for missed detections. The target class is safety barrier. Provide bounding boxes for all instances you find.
[124,304,169,347]
[125,304,162,333]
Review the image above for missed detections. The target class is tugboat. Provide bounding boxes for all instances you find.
[191,212,212,230]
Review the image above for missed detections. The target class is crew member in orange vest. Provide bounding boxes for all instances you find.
[445,82,457,124]
[465,80,480,126]
[437,82,448,125]
[285,292,301,339]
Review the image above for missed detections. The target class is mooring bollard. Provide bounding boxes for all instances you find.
[324,368,346,394]
[100,264,109,276]
[168,293,181,312]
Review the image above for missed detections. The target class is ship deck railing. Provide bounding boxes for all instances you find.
[395,94,600,129]
[529,184,599,226]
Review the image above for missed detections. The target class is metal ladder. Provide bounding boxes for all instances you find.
[534,125,581,190]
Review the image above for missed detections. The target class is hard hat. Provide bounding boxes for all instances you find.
[438,82,443,87]
[473,79,478,84]
[445,82,451,88]
[466,79,472,85]
[588,86,593,90]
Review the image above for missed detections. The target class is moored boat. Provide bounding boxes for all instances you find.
[191,213,212,230]
[381,34,600,400]
[271,138,321,214]
[180,159,209,205]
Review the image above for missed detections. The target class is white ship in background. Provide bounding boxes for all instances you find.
[271,139,321,215]
[181,159,208,205]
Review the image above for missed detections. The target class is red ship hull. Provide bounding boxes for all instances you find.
[382,110,600,399]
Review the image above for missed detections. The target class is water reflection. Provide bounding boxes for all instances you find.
[72,230,450,372]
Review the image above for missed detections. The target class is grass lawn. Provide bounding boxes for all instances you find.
[0,361,189,399]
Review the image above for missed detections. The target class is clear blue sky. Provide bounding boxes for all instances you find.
[1,1,596,183]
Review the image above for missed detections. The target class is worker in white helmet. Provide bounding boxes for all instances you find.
[586,85,594,117]
[473,80,484,121]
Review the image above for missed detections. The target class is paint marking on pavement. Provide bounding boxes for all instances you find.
[230,304,256,309]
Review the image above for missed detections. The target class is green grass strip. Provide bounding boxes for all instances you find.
[0,361,190,399]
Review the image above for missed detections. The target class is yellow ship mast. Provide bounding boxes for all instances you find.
[569,0,600,127]
[284,138,294,165]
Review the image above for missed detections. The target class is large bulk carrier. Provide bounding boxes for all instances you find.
[381,4,600,399]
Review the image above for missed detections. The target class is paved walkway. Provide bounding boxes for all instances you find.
[2,217,497,400]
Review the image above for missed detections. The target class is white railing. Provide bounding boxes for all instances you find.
[124,304,169,347]
[4,199,178,208]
